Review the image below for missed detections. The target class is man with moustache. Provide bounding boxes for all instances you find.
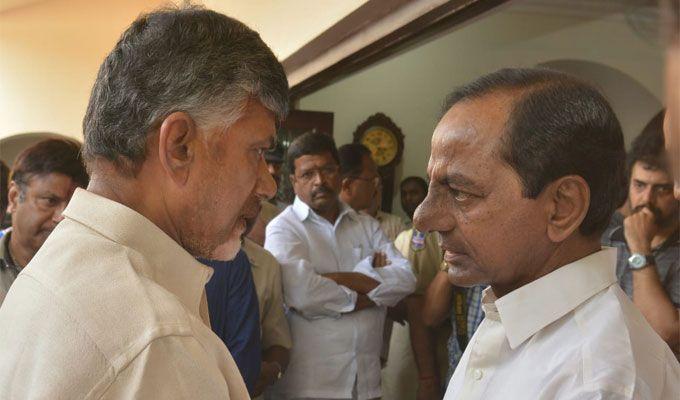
[265,132,416,400]
[0,139,88,305]
[0,5,288,399]
[602,121,679,353]
[415,68,679,399]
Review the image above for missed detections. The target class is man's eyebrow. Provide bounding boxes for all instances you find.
[444,172,483,191]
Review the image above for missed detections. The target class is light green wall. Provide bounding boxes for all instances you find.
[298,5,663,216]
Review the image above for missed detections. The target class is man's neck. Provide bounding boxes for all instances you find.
[315,202,341,225]
[87,166,180,246]
[491,236,602,298]
[7,233,33,269]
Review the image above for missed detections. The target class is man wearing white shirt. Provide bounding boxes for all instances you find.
[414,68,680,399]
[265,132,416,400]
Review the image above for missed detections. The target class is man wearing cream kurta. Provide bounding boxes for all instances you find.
[0,5,289,399]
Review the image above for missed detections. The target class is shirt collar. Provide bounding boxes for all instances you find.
[486,248,617,349]
[292,195,357,225]
[63,188,213,317]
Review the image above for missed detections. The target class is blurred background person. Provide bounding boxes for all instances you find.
[383,175,453,400]
[0,139,88,305]
[265,132,415,400]
[662,0,679,199]
[602,113,679,353]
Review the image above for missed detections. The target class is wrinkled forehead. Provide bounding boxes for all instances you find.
[428,96,511,179]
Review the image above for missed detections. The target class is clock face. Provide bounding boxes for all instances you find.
[361,127,398,167]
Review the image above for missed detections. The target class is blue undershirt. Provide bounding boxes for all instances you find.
[200,250,261,394]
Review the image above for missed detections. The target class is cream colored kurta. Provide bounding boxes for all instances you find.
[243,238,293,350]
[0,188,249,399]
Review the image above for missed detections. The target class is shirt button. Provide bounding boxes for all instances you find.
[473,369,483,380]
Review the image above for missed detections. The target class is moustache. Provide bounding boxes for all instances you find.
[631,204,662,223]
[312,186,334,198]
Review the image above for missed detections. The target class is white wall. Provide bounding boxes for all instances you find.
[0,0,367,145]
[298,5,664,215]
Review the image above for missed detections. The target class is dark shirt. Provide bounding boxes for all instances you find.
[200,250,261,394]
[0,229,21,305]
[601,212,680,308]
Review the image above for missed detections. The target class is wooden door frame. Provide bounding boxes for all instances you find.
[283,0,510,102]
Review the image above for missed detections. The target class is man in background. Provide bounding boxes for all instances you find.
[383,175,454,400]
[0,139,88,305]
[0,161,9,227]
[602,118,679,353]
[243,237,292,398]
[266,132,415,400]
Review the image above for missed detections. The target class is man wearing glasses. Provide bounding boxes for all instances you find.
[265,132,416,400]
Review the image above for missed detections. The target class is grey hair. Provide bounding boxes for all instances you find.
[82,4,289,175]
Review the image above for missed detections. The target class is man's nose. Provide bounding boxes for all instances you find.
[641,187,655,206]
[414,192,436,233]
[257,158,277,200]
[52,203,67,223]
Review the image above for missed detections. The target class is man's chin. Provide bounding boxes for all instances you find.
[446,263,486,288]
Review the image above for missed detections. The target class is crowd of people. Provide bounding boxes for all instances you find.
[0,2,678,400]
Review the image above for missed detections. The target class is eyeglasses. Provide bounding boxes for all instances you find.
[351,175,381,187]
[296,165,339,182]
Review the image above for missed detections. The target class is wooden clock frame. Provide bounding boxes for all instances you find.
[352,113,404,212]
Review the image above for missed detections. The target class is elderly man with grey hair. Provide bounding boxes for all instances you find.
[0,6,288,399]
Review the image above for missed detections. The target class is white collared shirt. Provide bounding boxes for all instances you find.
[444,248,680,400]
[265,197,416,399]
[0,189,249,399]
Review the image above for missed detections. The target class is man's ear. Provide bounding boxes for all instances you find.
[7,181,21,213]
[157,112,198,186]
[543,175,591,243]
[340,177,353,194]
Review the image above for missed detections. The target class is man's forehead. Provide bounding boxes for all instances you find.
[632,162,673,183]
[295,153,336,169]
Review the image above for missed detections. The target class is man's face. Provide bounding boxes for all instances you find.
[8,173,78,258]
[182,101,276,259]
[414,94,553,292]
[664,43,680,199]
[401,180,427,220]
[343,154,380,211]
[628,162,679,228]
[291,152,341,213]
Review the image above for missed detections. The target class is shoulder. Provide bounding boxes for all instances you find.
[244,240,279,273]
[571,285,678,396]
[11,218,198,364]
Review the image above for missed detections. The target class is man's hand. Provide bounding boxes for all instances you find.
[416,376,442,400]
[372,251,391,268]
[624,207,657,254]
[251,361,282,397]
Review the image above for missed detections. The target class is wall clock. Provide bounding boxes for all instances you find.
[353,113,404,212]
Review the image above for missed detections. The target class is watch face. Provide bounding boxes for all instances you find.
[361,127,398,167]
[628,253,647,269]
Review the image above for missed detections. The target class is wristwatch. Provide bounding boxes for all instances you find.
[628,253,654,270]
